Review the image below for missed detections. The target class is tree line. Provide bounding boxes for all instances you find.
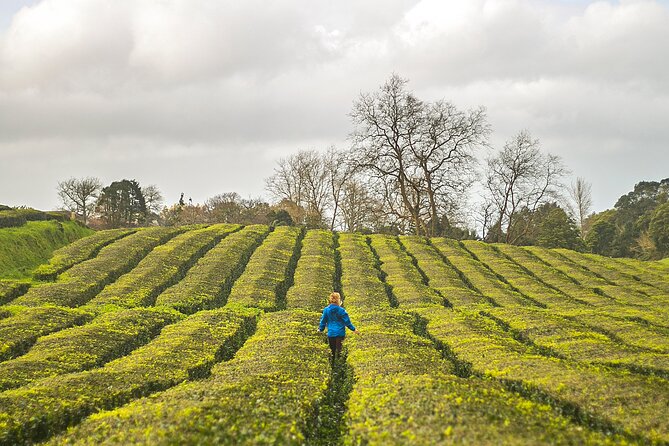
[56,75,669,260]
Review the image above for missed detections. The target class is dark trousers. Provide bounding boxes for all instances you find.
[328,336,344,358]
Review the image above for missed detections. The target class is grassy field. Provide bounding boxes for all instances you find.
[0,225,668,445]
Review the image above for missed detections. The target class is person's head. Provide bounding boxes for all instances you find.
[328,292,342,306]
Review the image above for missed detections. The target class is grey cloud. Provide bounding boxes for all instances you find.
[0,0,667,214]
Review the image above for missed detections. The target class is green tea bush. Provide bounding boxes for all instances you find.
[0,281,30,305]
[0,306,260,445]
[286,229,335,311]
[399,235,486,307]
[226,226,303,310]
[339,234,622,445]
[33,229,136,281]
[13,227,184,307]
[46,311,330,446]
[420,306,669,444]
[0,306,94,361]
[155,225,269,313]
[85,224,239,310]
[430,238,532,307]
[0,307,182,390]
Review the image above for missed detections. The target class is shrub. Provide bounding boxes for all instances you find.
[0,306,260,445]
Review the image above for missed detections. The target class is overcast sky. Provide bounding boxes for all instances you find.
[1,0,668,214]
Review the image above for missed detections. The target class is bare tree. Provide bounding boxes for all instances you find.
[338,179,385,232]
[483,131,567,244]
[266,154,306,211]
[350,74,425,234]
[142,184,164,215]
[266,149,338,228]
[350,74,489,236]
[568,177,593,239]
[57,176,102,224]
[419,102,489,234]
[206,192,243,223]
[324,147,358,230]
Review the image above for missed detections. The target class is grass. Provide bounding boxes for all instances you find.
[0,221,92,279]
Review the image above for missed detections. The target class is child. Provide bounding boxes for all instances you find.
[318,292,358,361]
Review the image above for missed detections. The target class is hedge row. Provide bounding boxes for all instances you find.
[0,221,93,280]
[155,225,269,313]
[13,227,184,307]
[611,256,669,296]
[614,256,669,290]
[0,306,94,362]
[561,310,669,354]
[486,306,669,376]
[494,244,615,307]
[420,306,669,444]
[557,249,659,296]
[0,281,30,305]
[46,310,329,445]
[0,209,69,229]
[430,238,533,307]
[558,249,669,296]
[0,307,183,391]
[226,225,303,311]
[368,235,443,308]
[286,229,336,312]
[43,231,331,444]
[497,244,669,327]
[33,229,136,281]
[337,233,392,312]
[462,240,584,310]
[524,246,651,308]
[337,233,619,445]
[84,224,239,310]
[399,235,486,308]
[0,305,261,446]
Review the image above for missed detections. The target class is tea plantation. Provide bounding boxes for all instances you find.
[0,224,668,445]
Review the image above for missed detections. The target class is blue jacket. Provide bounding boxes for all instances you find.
[319,304,355,338]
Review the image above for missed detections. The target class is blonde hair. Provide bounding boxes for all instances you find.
[328,292,342,306]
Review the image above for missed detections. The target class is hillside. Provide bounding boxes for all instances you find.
[0,225,668,445]
[0,220,92,280]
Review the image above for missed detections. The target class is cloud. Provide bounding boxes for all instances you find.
[0,0,667,213]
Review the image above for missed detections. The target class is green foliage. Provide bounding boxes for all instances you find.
[226,225,303,310]
[339,233,623,445]
[369,234,443,308]
[0,227,667,444]
[0,306,94,361]
[155,225,269,313]
[0,307,182,390]
[585,178,669,258]
[649,201,669,256]
[96,179,147,228]
[13,227,184,307]
[84,224,238,310]
[0,306,260,445]
[0,208,70,229]
[535,206,585,251]
[286,229,335,311]
[421,306,669,443]
[0,281,30,305]
[32,228,135,281]
[430,238,530,307]
[45,311,329,446]
[0,221,92,280]
[399,236,485,306]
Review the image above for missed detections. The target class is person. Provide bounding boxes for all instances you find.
[318,292,358,362]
